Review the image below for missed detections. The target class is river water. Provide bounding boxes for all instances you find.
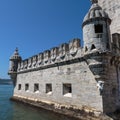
[0,85,77,120]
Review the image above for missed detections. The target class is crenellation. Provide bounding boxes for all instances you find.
[17,62,21,72]
[24,59,28,69]
[37,53,43,67]
[27,57,32,69]
[50,47,59,62]
[32,55,37,68]
[20,61,24,70]
[43,50,51,64]
[16,39,84,73]
[69,38,80,56]
[58,43,69,60]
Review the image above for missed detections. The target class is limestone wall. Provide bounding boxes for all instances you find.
[13,51,120,113]
[14,59,103,112]
[85,52,120,113]
[13,36,120,113]
[98,0,120,34]
[12,38,120,114]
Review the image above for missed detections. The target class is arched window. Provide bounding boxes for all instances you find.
[91,44,96,50]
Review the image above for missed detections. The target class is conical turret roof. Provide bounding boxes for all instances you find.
[10,48,22,60]
[83,0,111,27]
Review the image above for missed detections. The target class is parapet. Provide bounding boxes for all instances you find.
[43,50,50,63]
[50,47,59,62]
[18,38,83,72]
[59,43,69,59]
[69,39,80,55]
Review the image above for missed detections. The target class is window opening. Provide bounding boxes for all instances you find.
[63,84,72,97]
[18,84,21,90]
[46,84,52,95]
[85,46,88,52]
[25,84,29,92]
[91,44,96,50]
[34,84,39,93]
[94,24,103,33]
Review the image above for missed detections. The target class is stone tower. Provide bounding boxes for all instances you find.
[8,48,22,85]
[82,0,111,52]
[98,0,120,34]
[82,0,120,113]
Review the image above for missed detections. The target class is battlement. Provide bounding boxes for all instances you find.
[17,38,83,73]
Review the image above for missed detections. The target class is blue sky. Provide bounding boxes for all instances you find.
[0,0,91,78]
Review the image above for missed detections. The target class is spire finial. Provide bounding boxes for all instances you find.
[15,47,18,52]
[14,47,19,56]
[90,0,98,4]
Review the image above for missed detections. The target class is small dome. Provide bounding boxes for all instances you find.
[83,2,111,26]
[10,48,22,60]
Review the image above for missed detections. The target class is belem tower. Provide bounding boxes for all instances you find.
[8,0,120,119]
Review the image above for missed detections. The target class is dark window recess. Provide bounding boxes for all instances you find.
[34,84,39,92]
[85,46,88,52]
[46,84,52,93]
[110,59,113,66]
[118,41,120,48]
[25,84,29,91]
[18,84,21,90]
[106,43,110,49]
[63,84,72,95]
[95,24,103,33]
[91,44,96,50]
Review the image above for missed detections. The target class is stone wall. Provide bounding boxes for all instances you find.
[98,0,120,34]
[14,58,103,112]
[85,52,120,113]
[12,37,120,114]
[13,48,120,114]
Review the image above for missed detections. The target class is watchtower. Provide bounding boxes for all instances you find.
[8,48,22,85]
[82,0,111,53]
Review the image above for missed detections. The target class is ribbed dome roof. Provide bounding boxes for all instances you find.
[10,48,22,60]
[83,1,110,24]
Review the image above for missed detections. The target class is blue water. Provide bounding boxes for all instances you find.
[0,85,76,120]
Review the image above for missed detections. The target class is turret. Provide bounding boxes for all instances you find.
[82,0,111,53]
[8,48,22,85]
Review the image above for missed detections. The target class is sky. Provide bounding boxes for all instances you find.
[0,0,91,78]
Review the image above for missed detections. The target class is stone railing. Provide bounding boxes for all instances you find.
[17,38,84,72]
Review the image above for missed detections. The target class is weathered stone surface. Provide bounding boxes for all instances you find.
[10,96,113,120]
[8,0,120,119]
[98,0,120,34]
